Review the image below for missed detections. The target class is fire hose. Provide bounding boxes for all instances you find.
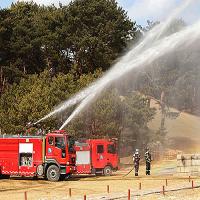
[123,167,134,177]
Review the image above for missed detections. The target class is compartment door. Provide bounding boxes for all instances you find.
[76,151,91,174]
[18,143,35,176]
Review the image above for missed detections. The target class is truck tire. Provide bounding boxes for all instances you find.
[103,166,112,176]
[46,165,60,181]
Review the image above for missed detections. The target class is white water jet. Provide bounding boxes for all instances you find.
[35,86,96,124]
[36,0,193,125]
[59,19,200,130]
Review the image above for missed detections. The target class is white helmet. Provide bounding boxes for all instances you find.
[135,149,139,154]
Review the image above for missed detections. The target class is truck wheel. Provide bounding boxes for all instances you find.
[47,165,60,181]
[103,166,112,176]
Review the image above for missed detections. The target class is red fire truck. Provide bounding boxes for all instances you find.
[75,139,119,176]
[0,129,119,181]
[0,130,76,181]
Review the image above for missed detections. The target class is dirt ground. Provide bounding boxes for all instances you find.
[0,160,200,200]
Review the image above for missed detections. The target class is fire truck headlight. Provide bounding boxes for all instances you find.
[66,162,69,165]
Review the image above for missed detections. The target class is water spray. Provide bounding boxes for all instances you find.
[60,19,200,129]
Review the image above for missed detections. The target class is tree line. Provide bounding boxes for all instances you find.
[0,0,155,147]
[0,0,139,89]
[1,0,199,148]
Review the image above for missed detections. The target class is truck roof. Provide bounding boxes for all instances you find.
[0,130,69,139]
[51,130,66,134]
[86,139,116,143]
[0,135,43,139]
[47,130,69,136]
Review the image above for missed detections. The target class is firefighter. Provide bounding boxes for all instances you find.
[36,124,43,135]
[133,149,140,176]
[55,137,65,149]
[144,147,152,175]
[24,122,32,135]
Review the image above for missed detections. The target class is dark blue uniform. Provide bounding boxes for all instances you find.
[145,151,151,175]
[133,151,140,176]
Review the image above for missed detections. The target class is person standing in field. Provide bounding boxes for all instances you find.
[133,149,140,176]
[145,148,152,175]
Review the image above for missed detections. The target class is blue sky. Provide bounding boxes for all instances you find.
[0,0,13,8]
[1,0,200,26]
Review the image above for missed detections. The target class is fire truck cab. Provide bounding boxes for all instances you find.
[75,139,118,176]
[0,130,76,181]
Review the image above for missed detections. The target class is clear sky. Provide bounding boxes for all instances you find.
[0,0,13,8]
[1,0,200,26]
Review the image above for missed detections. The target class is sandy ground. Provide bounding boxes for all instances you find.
[0,160,200,200]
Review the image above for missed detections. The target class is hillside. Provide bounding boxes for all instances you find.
[149,99,200,153]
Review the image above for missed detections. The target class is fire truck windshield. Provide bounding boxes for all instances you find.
[68,136,75,153]
[108,143,116,154]
[55,136,65,149]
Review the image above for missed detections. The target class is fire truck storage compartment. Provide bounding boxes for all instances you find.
[75,142,91,174]
[0,137,43,176]
[76,151,90,165]
[0,138,19,174]
[19,143,33,166]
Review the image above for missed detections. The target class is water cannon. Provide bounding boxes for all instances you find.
[26,122,33,128]
[26,121,40,128]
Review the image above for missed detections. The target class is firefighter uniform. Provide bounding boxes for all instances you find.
[133,149,140,176]
[145,149,151,175]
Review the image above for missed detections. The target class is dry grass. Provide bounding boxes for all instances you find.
[148,100,200,152]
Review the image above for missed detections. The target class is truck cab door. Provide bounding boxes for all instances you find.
[107,143,118,168]
[93,144,106,169]
[46,136,67,164]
